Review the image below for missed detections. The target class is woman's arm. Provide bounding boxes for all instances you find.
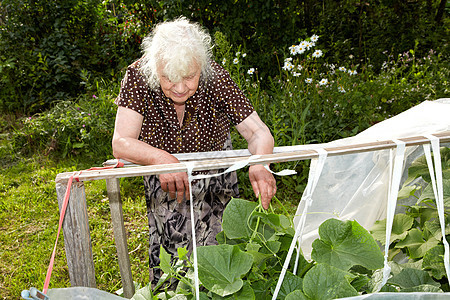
[112,106,190,202]
[235,111,276,209]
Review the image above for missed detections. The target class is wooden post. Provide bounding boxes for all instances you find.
[56,181,96,287]
[106,178,135,298]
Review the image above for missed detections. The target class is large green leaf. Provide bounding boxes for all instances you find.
[418,178,450,207]
[251,279,274,300]
[222,198,257,239]
[401,285,443,293]
[424,217,450,240]
[277,271,303,299]
[303,263,358,299]
[406,147,450,184]
[131,285,154,300]
[370,214,414,244]
[394,228,440,259]
[159,245,172,274]
[211,282,255,300]
[197,244,253,297]
[388,267,440,288]
[423,244,446,280]
[311,219,384,270]
[407,154,432,183]
[285,290,308,300]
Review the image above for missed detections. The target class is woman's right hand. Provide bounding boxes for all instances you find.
[158,156,190,203]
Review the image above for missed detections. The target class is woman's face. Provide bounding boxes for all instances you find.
[157,61,201,105]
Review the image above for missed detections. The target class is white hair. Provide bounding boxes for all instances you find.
[139,17,214,90]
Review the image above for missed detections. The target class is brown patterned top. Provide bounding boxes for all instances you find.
[115,60,254,154]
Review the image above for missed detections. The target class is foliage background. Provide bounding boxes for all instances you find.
[0,0,448,113]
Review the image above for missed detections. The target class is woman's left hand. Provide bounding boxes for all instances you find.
[249,164,276,209]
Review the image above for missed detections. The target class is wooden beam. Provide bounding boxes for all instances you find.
[55,132,450,184]
[56,182,96,287]
[106,178,135,298]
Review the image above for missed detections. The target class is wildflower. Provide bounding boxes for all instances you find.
[318,78,328,86]
[348,70,357,76]
[293,72,301,77]
[297,45,306,54]
[282,60,294,71]
[338,86,346,93]
[310,34,319,42]
[305,78,313,84]
[222,58,226,65]
[92,94,98,98]
[339,66,347,72]
[349,54,354,59]
[236,51,241,57]
[285,57,293,62]
[305,41,313,50]
[233,58,239,64]
[300,40,308,48]
[289,45,297,55]
[242,53,247,58]
[297,65,303,71]
[312,50,323,58]
[247,68,255,75]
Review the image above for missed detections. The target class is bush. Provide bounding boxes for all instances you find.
[0,0,145,113]
[13,78,118,163]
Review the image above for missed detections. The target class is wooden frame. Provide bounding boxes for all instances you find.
[54,132,450,298]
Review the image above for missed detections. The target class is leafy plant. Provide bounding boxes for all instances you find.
[371,147,450,290]
[130,193,445,299]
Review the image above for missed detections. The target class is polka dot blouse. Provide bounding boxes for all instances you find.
[115,60,255,154]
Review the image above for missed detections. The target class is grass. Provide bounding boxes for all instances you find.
[0,145,152,298]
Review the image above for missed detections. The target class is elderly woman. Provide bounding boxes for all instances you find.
[112,17,276,283]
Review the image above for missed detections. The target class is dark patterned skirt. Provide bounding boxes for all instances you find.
[143,139,239,283]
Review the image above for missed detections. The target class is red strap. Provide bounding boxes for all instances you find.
[42,161,124,294]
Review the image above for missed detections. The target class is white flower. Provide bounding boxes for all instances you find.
[318,78,328,86]
[348,70,357,75]
[297,65,303,71]
[247,68,255,75]
[300,40,308,48]
[312,50,323,58]
[305,41,313,50]
[235,51,241,57]
[282,61,294,71]
[339,66,347,72]
[289,45,297,55]
[222,58,226,65]
[338,86,346,93]
[242,53,247,57]
[305,78,313,84]
[349,54,354,59]
[285,57,293,62]
[233,58,239,64]
[293,72,301,77]
[297,45,306,54]
[310,34,319,42]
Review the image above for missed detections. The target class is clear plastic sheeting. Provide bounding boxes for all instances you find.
[293,98,450,258]
[338,292,450,299]
[46,287,124,300]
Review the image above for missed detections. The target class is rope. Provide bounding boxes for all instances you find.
[42,161,124,294]
[375,140,405,292]
[272,148,328,300]
[423,135,450,283]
